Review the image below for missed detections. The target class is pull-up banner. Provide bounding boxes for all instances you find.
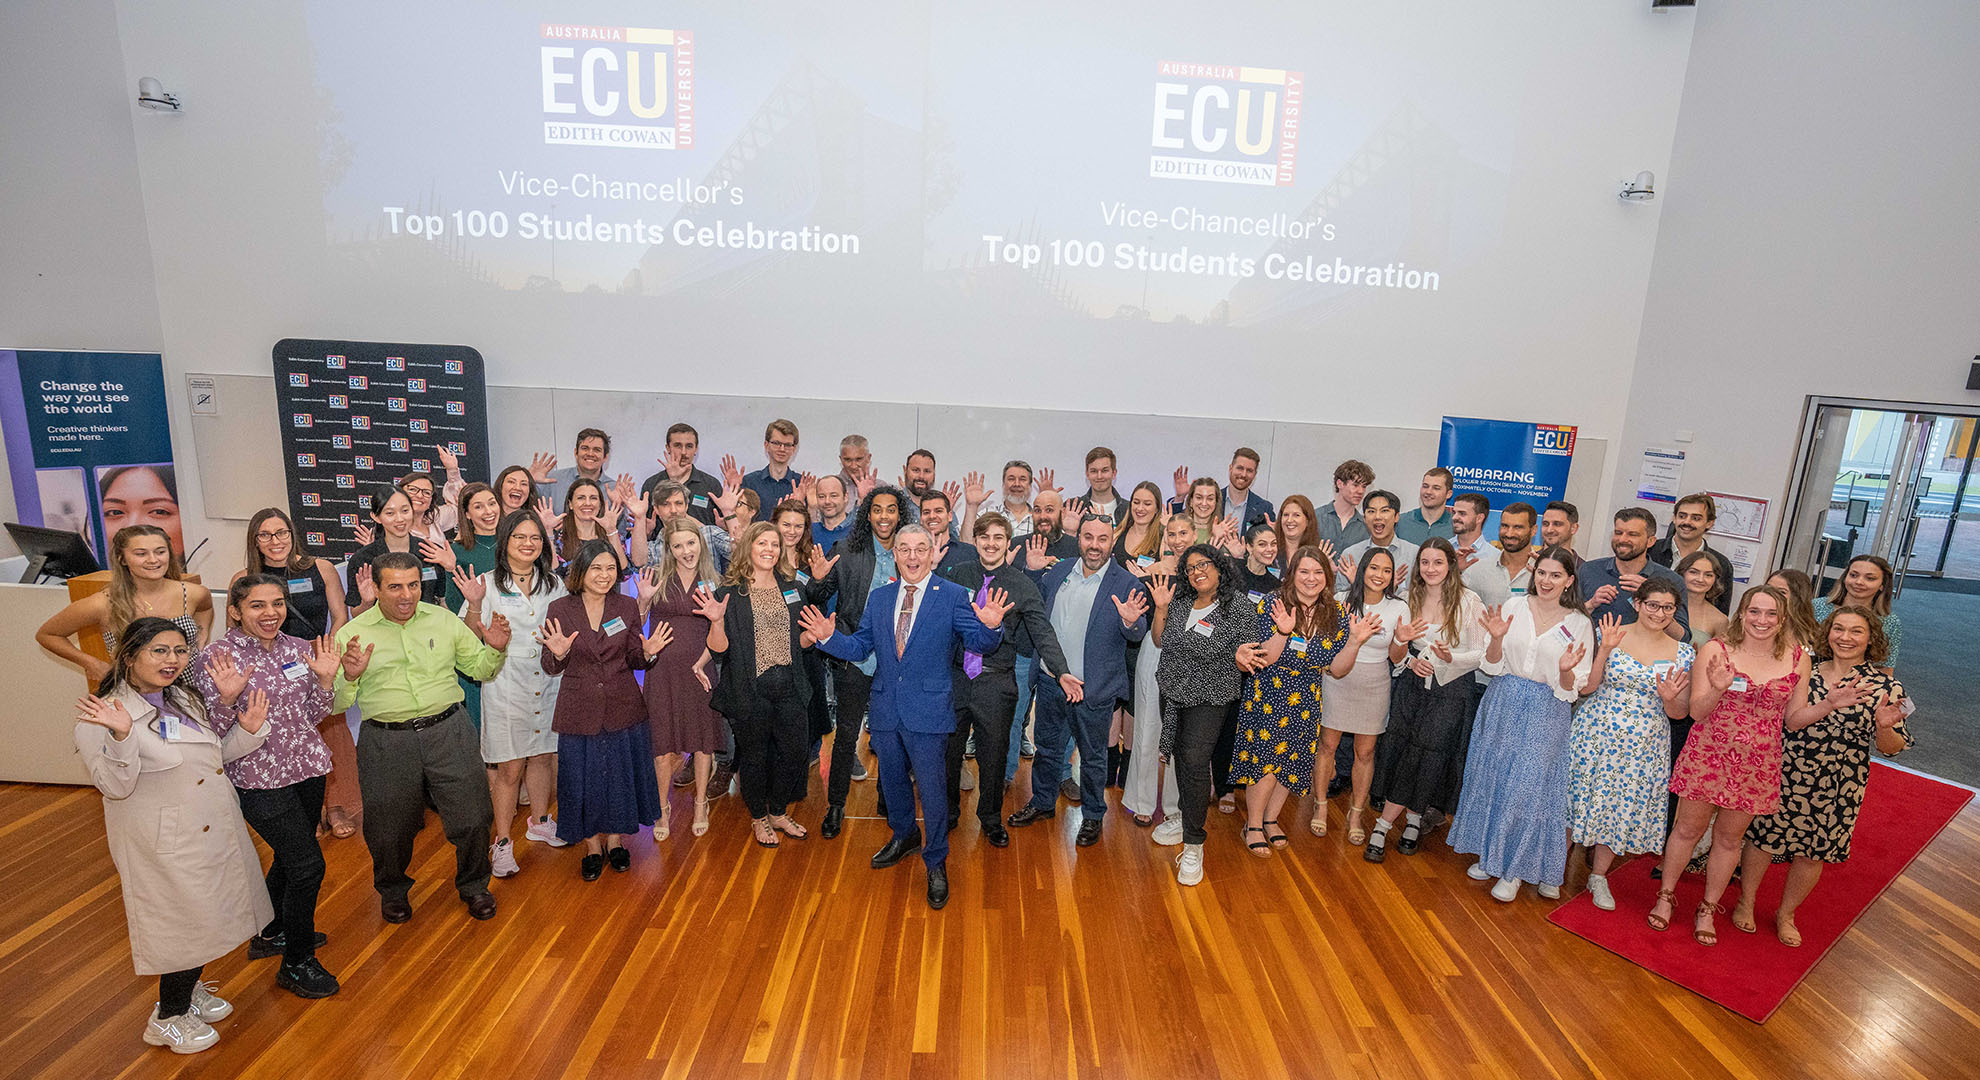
[1438,415,1577,508]
[0,349,179,558]
[272,339,489,562]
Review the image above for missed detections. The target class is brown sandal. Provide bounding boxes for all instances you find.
[1693,902,1722,947]
[769,814,807,840]
[751,818,780,848]
[1647,888,1677,931]
[1777,915,1803,948]
[325,807,359,840]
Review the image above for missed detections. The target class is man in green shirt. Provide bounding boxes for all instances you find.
[335,553,511,923]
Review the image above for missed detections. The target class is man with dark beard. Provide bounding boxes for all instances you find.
[1577,507,1690,640]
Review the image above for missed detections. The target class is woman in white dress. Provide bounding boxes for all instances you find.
[1132,515,1196,837]
[462,509,567,877]
[1318,547,1410,842]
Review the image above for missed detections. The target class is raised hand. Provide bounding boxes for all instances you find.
[807,546,838,581]
[713,475,743,517]
[1349,612,1382,643]
[855,470,877,499]
[308,635,341,682]
[340,638,375,681]
[452,566,486,606]
[1315,538,1336,565]
[624,490,650,523]
[636,566,664,609]
[1235,642,1270,672]
[352,522,376,547]
[1058,673,1085,703]
[1394,615,1429,644]
[963,471,988,507]
[435,443,459,476]
[719,453,744,489]
[237,688,271,734]
[1270,597,1297,634]
[942,479,962,509]
[1822,677,1868,713]
[613,473,637,505]
[528,451,557,483]
[1873,692,1906,730]
[1024,534,1050,569]
[1479,604,1511,640]
[354,564,377,606]
[1705,651,1736,693]
[796,603,837,643]
[1144,572,1174,609]
[1336,552,1358,581]
[534,495,559,533]
[1587,584,1619,611]
[641,621,675,659]
[419,535,459,572]
[1557,641,1587,675]
[206,650,249,704]
[972,587,1014,629]
[76,694,133,736]
[1171,465,1190,499]
[796,472,818,508]
[1597,612,1624,646]
[1656,666,1691,705]
[484,613,513,651]
[1114,588,1151,627]
[692,585,730,624]
[536,617,577,659]
[1430,639,1454,663]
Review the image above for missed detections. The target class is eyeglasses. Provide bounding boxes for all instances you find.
[767,439,797,450]
[255,529,292,542]
[142,645,193,659]
[1637,601,1677,614]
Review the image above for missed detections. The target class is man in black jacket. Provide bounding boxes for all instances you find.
[937,512,1077,846]
[804,485,905,838]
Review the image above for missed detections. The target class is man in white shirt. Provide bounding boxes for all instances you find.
[1449,493,1493,570]
[1462,501,1538,610]
[967,460,1036,540]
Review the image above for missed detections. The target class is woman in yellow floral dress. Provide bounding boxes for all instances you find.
[1232,545,1378,855]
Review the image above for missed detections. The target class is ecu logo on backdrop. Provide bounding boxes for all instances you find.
[539,24,695,150]
[1149,60,1303,186]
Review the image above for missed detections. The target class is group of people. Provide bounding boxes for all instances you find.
[36,422,1918,1054]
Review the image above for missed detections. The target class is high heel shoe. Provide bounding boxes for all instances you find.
[1345,806,1368,845]
[691,797,710,837]
[1244,826,1272,857]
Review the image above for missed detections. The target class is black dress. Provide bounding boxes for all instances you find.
[277,562,334,639]
[1745,663,1912,863]
[346,539,445,609]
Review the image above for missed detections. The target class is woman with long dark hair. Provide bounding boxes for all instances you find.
[347,484,444,615]
[38,525,212,681]
[76,618,273,1053]
[1814,555,1902,669]
[1114,481,1167,568]
[1318,546,1410,842]
[1151,544,1264,885]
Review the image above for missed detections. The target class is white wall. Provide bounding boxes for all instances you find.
[1612,1,1980,561]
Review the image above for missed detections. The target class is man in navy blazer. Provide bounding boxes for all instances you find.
[1008,515,1150,847]
[800,524,1010,909]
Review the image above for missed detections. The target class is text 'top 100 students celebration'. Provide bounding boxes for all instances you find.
[36,419,1918,1055]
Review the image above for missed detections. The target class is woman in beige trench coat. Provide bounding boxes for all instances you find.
[75,617,273,1055]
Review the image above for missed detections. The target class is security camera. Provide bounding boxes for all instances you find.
[137,77,181,112]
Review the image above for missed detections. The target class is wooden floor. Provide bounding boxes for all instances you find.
[5,750,1980,1080]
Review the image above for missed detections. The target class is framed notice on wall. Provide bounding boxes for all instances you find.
[272,339,489,562]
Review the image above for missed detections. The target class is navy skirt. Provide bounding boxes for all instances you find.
[556,723,664,842]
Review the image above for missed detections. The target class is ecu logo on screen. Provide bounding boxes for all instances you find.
[1150,61,1302,187]
[539,24,694,150]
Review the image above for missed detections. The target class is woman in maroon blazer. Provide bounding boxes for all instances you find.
[539,541,673,880]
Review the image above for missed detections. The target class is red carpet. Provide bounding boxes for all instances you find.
[1547,761,1973,1022]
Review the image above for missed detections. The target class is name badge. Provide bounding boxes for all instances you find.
[161,715,183,741]
[782,589,801,605]
[1288,636,1309,656]
[421,565,438,581]
[1900,695,1916,717]
[795,571,810,585]
[288,577,314,594]
[1730,675,1750,693]
[1136,555,1155,567]
[1651,660,1675,679]
[1247,591,1266,604]
[1191,621,1215,637]
[601,617,627,637]
[1510,584,1528,595]
[692,494,710,507]
[1267,566,1282,578]
[281,660,311,681]
[1552,622,1576,646]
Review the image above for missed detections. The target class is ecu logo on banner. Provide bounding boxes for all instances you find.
[1149,60,1303,187]
[539,23,695,150]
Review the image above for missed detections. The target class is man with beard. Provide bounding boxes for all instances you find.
[1448,492,1493,571]
[1017,488,1078,578]
[1540,500,1580,553]
[920,490,977,580]
[1462,502,1538,610]
[803,485,907,837]
[964,460,1038,541]
[1578,507,1690,639]
[1647,493,1734,615]
[639,423,724,526]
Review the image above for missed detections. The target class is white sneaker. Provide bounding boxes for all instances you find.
[1490,877,1522,902]
[525,817,569,848]
[1175,844,1205,886]
[1466,861,1492,881]
[960,763,977,791]
[851,759,870,781]
[144,1008,218,1054]
[1537,882,1562,901]
[491,838,520,878]
[1586,874,1615,911]
[188,981,232,1021]
[1151,818,1185,846]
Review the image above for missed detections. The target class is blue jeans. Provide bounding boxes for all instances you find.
[1027,680,1113,822]
[1005,654,1036,782]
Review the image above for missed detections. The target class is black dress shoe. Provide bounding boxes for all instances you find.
[464,892,498,920]
[248,930,328,960]
[982,824,1010,848]
[1396,823,1421,856]
[821,805,845,839]
[580,853,605,881]
[1362,839,1387,863]
[1007,805,1055,827]
[608,846,631,872]
[871,830,923,869]
[927,864,949,910]
[276,957,341,998]
[380,896,412,924]
[1076,820,1103,847]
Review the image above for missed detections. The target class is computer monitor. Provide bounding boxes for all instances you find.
[5,523,100,583]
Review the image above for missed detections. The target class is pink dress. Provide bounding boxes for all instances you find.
[1668,642,1802,815]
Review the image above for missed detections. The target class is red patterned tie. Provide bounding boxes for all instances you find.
[896,583,917,658]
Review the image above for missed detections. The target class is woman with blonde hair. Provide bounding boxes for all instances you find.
[638,516,726,840]
[38,525,213,682]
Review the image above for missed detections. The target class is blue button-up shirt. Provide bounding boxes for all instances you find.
[1048,559,1108,682]
[1577,556,1690,636]
[856,547,897,676]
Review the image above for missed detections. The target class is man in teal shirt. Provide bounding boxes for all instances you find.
[1396,467,1456,546]
[335,553,510,923]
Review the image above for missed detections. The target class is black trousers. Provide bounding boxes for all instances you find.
[1211,699,1241,797]
[948,673,1017,826]
[356,708,494,903]
[1666,717,1696,830]
[1174,702,1229,845]
[236,773,327,963]
[737,665,810,818]
[827,660,873,809]
[158,965,203,1018]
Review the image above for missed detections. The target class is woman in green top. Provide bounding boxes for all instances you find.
[423,482,503,726]
[1813,555,1901,670]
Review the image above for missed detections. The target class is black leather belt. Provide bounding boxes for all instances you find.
[362,704,461,732]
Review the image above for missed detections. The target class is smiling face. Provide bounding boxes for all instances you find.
[374,491,415,539]
[581,554,618,596]
[1078,516,1114,570]
[895,529,932,580]
[749,530,782,576]
[255,517,294,567]
[574,434,608,473]
[1363,495,1398,542]
[920,496,951,538]
[774,508,808,552]
[904,454,936,496]
[1741,592,1782,642]
[1247,529,1279,567]
[1187,483,1219,520]
[1610,516,1652,561]
[1531,555,1571,601]
[1163,515,1196,556]
[401,478,435,514]
[1290,552,1328,602]
[233,583,289,642]
[568,484,602,523]
[499,470,533,510]
[1450,501,1484,537]
[667,527,702,574]
[1419,471,1451,511]
[504,519,545,573]
[119,531,173,581]
[1228,456,1257,493]
[1826,611,1871,663]
[975,523,1010,567]
[1683,559,1718,598]
[1002,465,1031,502]
[1634,588,1678,631]
[765,428,797,468]
[1278,501,1307,541]
[868,493,901,543]
[838,441,869,477]
[1416,546,1450,588]
[1842,560,1886,603]
[130,629,191,690]
[1672,501,1712,541]
[465,490,501,535]
[377,565,423,622]
[1182,551,1220,596]
[1087,456,1117,493]
[1498,509,1534,553]
[815,475,847,520]
[1540,509,1576,549]
[101,468,183,556]
[1033,490,1064,534]
[1362,550,1395,595]
[1130,486,1158,526]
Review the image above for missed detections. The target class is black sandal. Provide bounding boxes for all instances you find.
[1244,825,1272,858]
[751,818,780,848]
[1264,819,1289,849]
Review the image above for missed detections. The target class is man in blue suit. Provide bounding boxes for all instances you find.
[799,524,1010,909]
[1008,515,1151,847]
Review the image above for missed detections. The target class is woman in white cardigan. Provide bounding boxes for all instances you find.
[75,617,273,1055]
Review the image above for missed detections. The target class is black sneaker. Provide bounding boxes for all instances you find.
[248,930,328,961]
[275,957,341,999]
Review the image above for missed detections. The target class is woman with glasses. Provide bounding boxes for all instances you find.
[1565,579,1694,911]
[397,471,453,541]
[75,618,273,1053]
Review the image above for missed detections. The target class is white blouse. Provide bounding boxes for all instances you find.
[1395,588,1487,688]
[1480,594,1595,703]
[1348,596,1411,665]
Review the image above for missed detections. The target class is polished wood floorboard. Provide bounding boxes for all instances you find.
[4,750,1979,1080]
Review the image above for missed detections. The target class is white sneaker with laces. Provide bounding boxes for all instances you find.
[491,838,520,878]
[1586,874,1615,911]
[1175,844,1205,886]
[1537,882,1562,901]
[188,981,231,1022]
[1151,818,1185,846]
[1466,861,1492,881]
[525,817,569,848]
[1490,877,1522,902]
[145,1008,219,1054]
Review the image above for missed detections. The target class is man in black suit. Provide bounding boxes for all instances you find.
[920,490,977,580]
[939,512,1075,847]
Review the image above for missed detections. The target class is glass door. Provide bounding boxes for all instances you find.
[1906,415,1980,581]
[1783,406,1935,596]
